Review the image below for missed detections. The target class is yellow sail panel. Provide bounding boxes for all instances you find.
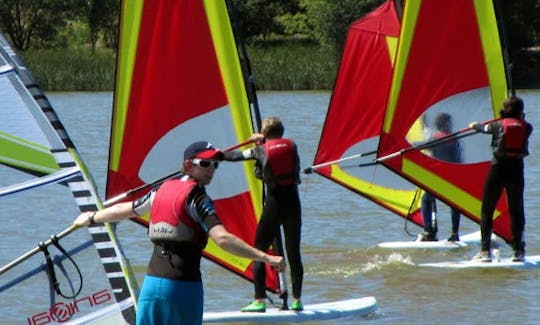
[474,0,507,108]
[110,1,144,172]
[204,0,262,219]
[0,131,59,175]
[383,0,421,134]
[331,166,423,216]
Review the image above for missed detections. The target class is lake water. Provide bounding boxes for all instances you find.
[4,90,540,324]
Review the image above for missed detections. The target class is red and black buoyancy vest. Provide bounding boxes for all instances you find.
[494,118,529,158]
[262,138,298,187]
[148,178,205,245]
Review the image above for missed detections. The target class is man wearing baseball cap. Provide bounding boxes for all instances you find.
[73,140,284,325]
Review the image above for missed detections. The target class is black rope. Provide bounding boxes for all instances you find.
[404,188,423,238]
[38,235,83,299]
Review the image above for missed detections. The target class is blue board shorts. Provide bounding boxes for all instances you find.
[136,275,204,325]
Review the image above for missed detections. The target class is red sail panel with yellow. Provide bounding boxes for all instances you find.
[311,0,424,226]
[107,0,279,293]
[377,0,511,240]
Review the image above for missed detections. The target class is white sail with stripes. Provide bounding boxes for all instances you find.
[0,32,138,324]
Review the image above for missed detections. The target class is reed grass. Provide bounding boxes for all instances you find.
[20,48,116,91]
[19,43,338,91]
[249,43,338,90]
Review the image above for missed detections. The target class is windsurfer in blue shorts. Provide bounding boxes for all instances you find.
[222,116,304,312]
[73,141,284,325]
[470,96,532,262]
[420,112,463,242]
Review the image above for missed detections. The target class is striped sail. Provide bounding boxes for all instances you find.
[0,33,138,323]
[107,0,280,295]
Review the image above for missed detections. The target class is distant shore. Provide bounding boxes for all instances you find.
[20,46,540,92]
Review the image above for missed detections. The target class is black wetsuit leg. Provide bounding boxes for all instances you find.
[480,165,504,251]
[252,195,281,299]
[503,161,526,251]
[279,189,303,299]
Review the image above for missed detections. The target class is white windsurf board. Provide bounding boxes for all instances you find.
[376,231,497,249]
[203,296,377,323]
[419,254,540,269]
[377,239,467,249]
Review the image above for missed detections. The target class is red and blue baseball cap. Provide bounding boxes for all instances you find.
[184,141,223,160]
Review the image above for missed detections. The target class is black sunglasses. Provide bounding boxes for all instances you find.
[192,158,219,169]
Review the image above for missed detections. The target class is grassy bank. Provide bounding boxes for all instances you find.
[20,43,338,91]
[249,43,338,90]
[20,45,540,91]
[21,48,116,91]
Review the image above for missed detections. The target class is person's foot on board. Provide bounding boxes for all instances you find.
[420,232,438,241]
[512,250,525,262]
[291,300,304,311]
[447,233,460,242]
[241,300,266,312]
[472,250,492,262]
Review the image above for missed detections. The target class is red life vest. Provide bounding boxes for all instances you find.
[263,138,298,186]
[495,118,528,158]
[148,178,204,244]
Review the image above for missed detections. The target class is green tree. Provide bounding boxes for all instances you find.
[275,1,316,41]
[87,0,119,51]
[0,0,83,50]
[304,0,384,52]
[232,0,301,41]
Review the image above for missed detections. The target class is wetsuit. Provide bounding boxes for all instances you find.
[422,131,462,237]
[223,138,303,300]
[472,118,532,252]
[133,175,221,325]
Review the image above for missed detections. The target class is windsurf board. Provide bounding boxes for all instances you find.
[377,231,497,249]
[377,239,467,249]
[203,297,377,323]
[419,255,540,269]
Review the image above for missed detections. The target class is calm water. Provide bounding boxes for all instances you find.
[5,90,540,324]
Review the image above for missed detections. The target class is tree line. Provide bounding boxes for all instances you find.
[0,0,538,88]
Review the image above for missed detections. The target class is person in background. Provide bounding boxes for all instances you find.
[73,141,284,325]
[420,112,463,242]
[470,96,532,262]
[222,116,304,312]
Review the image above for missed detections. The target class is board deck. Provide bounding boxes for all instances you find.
[377,231,496,249]
[419,254,540,269]
[203,297,377,323]
[377,239,467,249]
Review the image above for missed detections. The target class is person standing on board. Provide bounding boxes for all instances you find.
[222,116,304,312]
[420,113,463,242]
[73,141,284,325]
[470,96,532,262]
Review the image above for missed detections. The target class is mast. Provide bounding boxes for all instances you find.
[493,0,515,96]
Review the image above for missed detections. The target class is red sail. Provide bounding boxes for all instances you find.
[108,0,279,293]
[312,0,424,226]
[378,0,511,240]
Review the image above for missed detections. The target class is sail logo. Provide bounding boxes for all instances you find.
[26,289,112,324]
